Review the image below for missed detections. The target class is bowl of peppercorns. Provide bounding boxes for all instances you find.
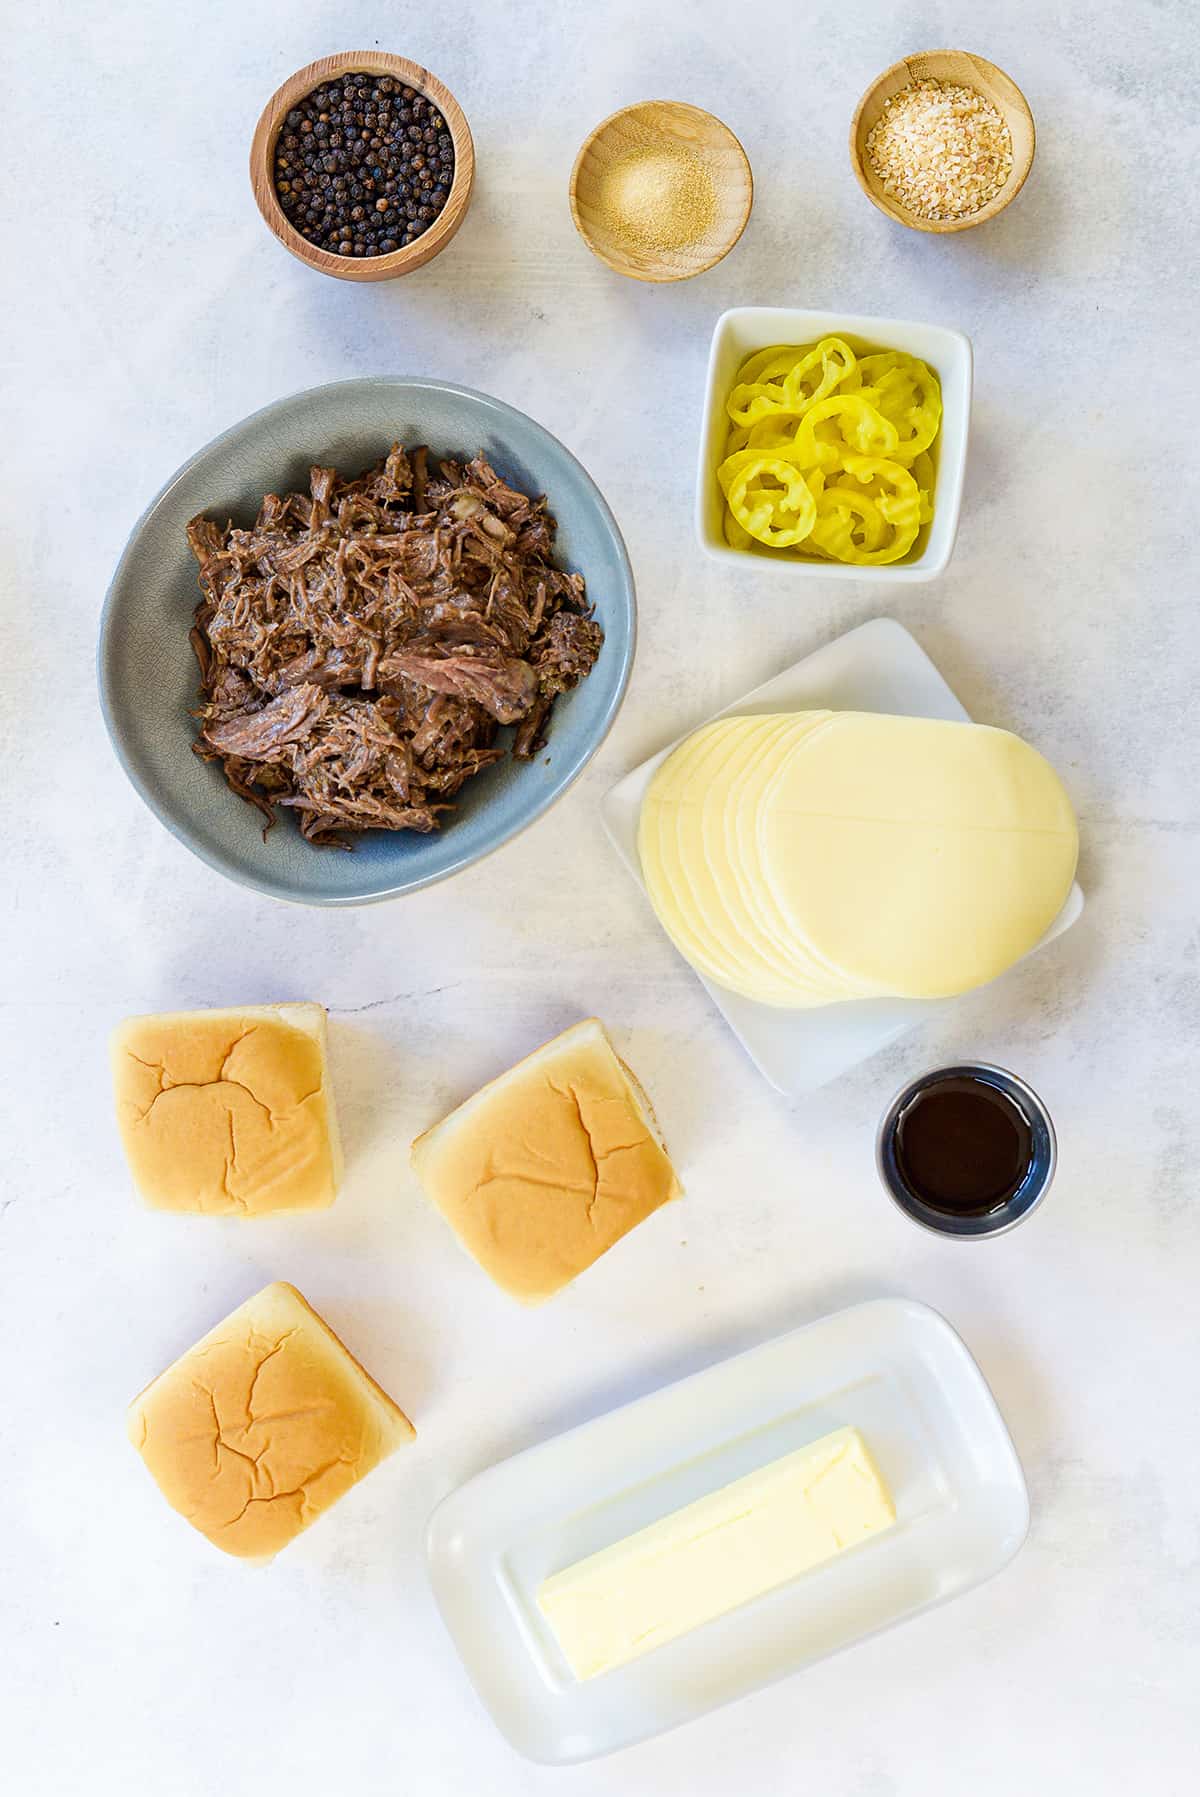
[250,52,474,279]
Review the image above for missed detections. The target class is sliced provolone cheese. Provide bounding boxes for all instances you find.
[725,712,881,998]
[758,713,1078,997]
[636,708,1078,1009]
[639,723,792,1001]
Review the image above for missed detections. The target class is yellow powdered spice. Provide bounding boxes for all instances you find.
[596,147,717,252]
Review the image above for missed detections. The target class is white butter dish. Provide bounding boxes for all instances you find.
[425,1298,1029,1764]
[600,617,1084,1099]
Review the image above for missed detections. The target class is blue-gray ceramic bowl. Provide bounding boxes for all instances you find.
[98,379,636,905]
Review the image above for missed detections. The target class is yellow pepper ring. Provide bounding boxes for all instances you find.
[727,456,818,548]
[727,352,817,428]
[856,352,907,384]
[863,362,942,459]
[812,485,889,553]
[811,455,922,563]
[734,344,797,385]
[745,412,810,452]
[793,394,900,462]
[909,449,936,522]
[718,441,807,495]
[722,354,815,431]
[724,510,755,550]
[839,454,923,520]
[780,338,857,411]
[728,337,860,430]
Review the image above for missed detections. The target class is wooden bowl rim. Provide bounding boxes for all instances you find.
[568,99,754,283]
[250,51,474,279]
[849,49,1035,235]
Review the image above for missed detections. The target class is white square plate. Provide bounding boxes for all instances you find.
[600,618,1084,1099]
[425,1298,1029,1765]
[696,307,973,580]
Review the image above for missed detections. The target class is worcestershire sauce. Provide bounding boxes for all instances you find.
[893,1075,1033,1216]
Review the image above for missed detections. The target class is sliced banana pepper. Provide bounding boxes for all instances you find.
[716,340,942,563]
[726,336,859,429]
[858,354,942,460]
[726,456,819,548]
[808,455,922,564]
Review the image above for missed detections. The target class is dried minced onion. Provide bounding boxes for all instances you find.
[866,80,1014,221]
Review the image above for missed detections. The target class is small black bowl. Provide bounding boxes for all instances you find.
[876,1063,1056,1239]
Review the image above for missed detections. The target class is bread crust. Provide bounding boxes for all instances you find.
[110,1003,341,1215]
[411,1019,681,1302]
[127,1282,414,1559]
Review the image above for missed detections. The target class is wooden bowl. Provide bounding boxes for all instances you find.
[570,101,753,283]
[850,50,1034,234]
[250,52,474,280]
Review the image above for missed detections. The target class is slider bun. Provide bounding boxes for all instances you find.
[127,1282,414,1560]
[411,1018,682,1303]
[110,1003,342,1215]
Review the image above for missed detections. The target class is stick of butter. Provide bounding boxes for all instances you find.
[537,1425,895,1681]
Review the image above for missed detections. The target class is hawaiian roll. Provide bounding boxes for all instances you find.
[110,1002,341,1215]
[127,1281,414,1560]
[411,1018,682,1302]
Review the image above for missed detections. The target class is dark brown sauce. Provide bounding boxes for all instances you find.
[894,1076,1034,1216]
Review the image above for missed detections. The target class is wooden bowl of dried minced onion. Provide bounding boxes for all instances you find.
[850,50,1035,234]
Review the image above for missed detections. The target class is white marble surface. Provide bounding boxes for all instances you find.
[4,2,1199,1790]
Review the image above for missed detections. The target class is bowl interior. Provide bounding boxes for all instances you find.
[99,380,635,904]
[571,101,752,283]
[851,51,1035,233]
[696,308,971,579]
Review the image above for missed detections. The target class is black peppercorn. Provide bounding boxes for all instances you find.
[272,70,455,258]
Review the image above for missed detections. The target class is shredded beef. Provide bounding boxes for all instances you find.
[187,447,603,846]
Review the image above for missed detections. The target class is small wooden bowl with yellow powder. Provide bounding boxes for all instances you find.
[570,100,753,283]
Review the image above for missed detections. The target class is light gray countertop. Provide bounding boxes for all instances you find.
[3,2,1198,1791]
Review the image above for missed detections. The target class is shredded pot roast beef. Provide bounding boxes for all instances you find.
[187,447,603,846]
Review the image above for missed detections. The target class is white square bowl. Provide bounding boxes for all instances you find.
[696,306,973,581]
[425,1298,1029,1764]
[600,618,1084,1099]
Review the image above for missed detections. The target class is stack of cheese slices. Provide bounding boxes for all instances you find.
[637,711,1079,1008]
